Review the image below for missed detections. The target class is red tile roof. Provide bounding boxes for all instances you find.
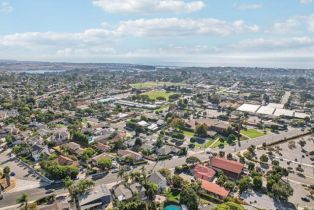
[201,180,230,198]
[57,155,79,167]
[210,157,244,174]
[193,164,216,181]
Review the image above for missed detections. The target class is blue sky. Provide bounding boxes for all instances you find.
[1,0,314,68]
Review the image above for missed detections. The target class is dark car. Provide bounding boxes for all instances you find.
[46,189,55,194]
[301,197,310,202]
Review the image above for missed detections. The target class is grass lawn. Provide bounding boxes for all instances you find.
[183,130,194,137]
[155,104,170,111]
[241,129,266,138]
[164,189,180,202]
[141,90,174,101]
[131,82,182,89]
[193,138,215,149]
[210,137,226,148]
[204,138,215,148]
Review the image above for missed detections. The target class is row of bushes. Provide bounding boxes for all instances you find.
[199,192,223,204]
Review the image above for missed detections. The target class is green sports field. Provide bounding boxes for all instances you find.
[240,128,266,138]
[141,90,174,101]
[130,81,182,89]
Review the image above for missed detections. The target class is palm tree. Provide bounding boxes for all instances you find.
[63,177,95,210]
[145,181,158,209]
[3,166,10,187]
[117,166,126,182]
[236,114,247,146]
[140,166,148,186]
[16,193,29,210]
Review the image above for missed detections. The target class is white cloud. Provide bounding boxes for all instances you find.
[234,3,262,10]
[300,0,312,4]
[0,18,259,49]
[269,13,314,33]
[92,0,205,14]
[116,18,259,37]
[269,18,300,33]
[0,17,259,62]
[233,37,314,51]
[0,2,13,13]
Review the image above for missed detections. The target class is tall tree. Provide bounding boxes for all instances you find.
[3,166,11,187]
[180,186,198,210]
[16,193,29,210]
[64,177,95,210]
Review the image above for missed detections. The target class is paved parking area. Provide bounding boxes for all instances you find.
[0,149,42,182]
[288,182,314,209]
[255,135,314,184]
[241,190,296,210]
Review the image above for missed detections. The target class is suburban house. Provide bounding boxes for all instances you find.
[129,183,147,200]
[57,155,79,167]
[91,153,112,166]
[137,120,149,128]
[193,164,216,182]
[31,144,50,162]
[78,184,112,210]
[201,180,230,199]
[63,142,85,155]
[209,157,244,180]
[157,145,180,156]
[112,184,133,201]
[185,119,231,134]
[148,171,167,192]
[51,128,70,145]
[95,142,111,152]
[93,128,116,143]
[117,149,142,161]
[110,131,127,143]
[0,111,7,121]
[37,128,52,138]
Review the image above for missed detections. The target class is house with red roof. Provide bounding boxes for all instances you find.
[201,180,230,199]
[111,131,126,143]
[57,155,79,167]
[209,157,244,180]
[193,164,216,182]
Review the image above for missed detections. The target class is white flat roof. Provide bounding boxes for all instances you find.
[267,103,284,109]
[294,112,310,119]
[256,106,276,115]
[273,108,294,117]
[137,121,149,127]
[237,104,261,113]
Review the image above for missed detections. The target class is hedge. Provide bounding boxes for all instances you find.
[199,192,223,204]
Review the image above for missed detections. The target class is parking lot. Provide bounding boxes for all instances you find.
[0,149,47,191]
[253,135,314,208]
[256,135,314,184]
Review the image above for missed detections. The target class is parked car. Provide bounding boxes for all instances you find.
[111,169,119,173]
[46,189,55,194]
[301,197,310,202]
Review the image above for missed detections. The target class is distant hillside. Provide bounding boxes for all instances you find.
[0,60,156,72]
